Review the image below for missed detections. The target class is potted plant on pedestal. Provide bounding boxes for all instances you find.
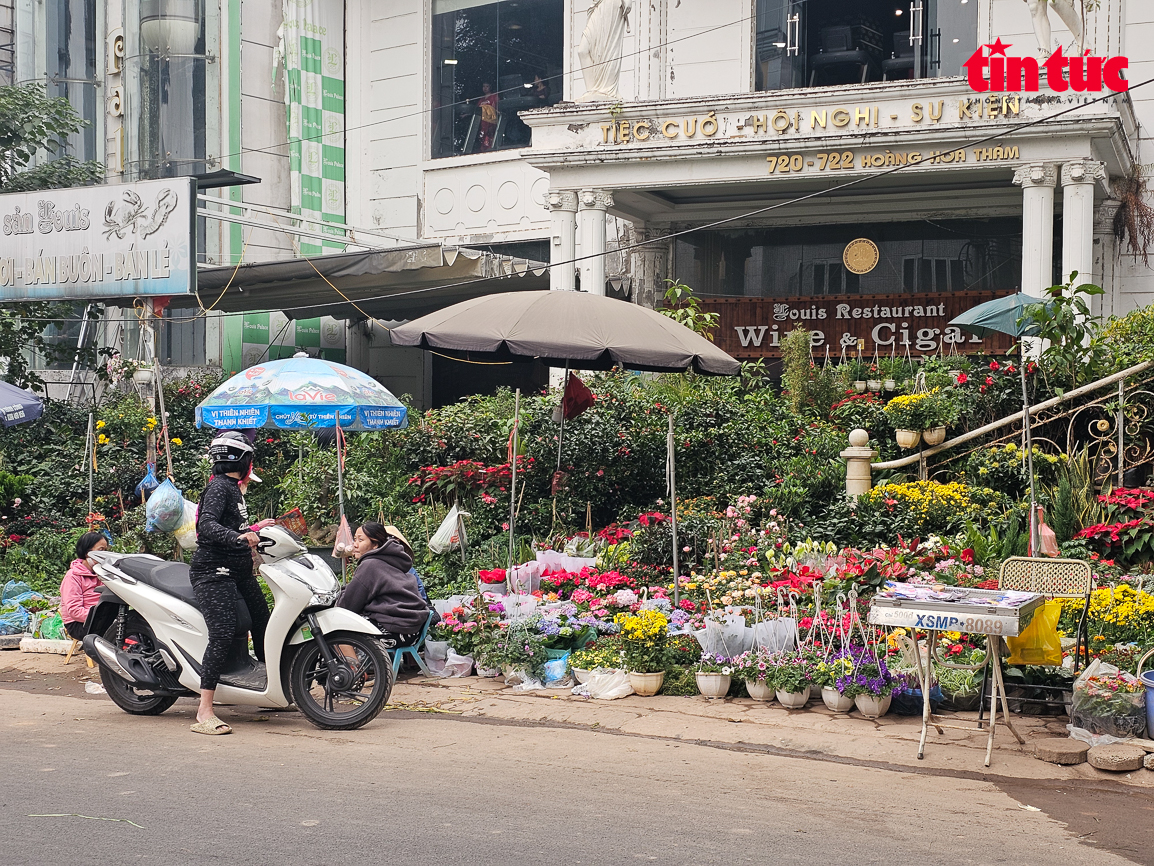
[617,610,669,696]
[768,651,814,709]
[883,392,930,450]
[696,652,733,698]
[813,652,856,713]
[732,647,775,701]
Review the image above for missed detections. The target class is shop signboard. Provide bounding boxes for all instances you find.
[0,177,194,302]
[700,291,1016,359]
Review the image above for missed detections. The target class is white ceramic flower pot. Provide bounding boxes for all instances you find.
[854,693,892,719]
[822,686,855,713]
[867,380,882,392]
[921,426,947,446]
[745,680,774,701]
[132,368,154,384]
[696,672,731,698]
[630,671,664,696]
[883,379,897,391]
[475,665,501,678]
[572,667,591,684]
[776,686,811,709]
[852,381,867,393]
[895,429,921,449]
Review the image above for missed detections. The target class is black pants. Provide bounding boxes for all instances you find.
[64,620,86,641]
[192,578,240,691]
[235,571,270,663]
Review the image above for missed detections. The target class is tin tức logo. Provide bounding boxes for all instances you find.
[964,39,1128,93]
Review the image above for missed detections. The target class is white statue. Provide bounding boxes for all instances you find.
[577,0,633,103]
[1024,0,1085,55]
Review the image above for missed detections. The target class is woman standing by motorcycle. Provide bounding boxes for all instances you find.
[189,432,270,735]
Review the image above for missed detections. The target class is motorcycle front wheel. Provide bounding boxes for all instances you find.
[289,631,392,730]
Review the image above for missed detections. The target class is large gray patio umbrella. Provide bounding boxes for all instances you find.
[949,293,1048,554]
[392,290,740,584]
[389,290,741,375]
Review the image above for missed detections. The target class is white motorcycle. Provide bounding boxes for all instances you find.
[82,526,393,730]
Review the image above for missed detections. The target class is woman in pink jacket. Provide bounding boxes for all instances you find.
[61,532,109,640]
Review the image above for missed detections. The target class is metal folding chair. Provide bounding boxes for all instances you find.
[978,556,1092,723]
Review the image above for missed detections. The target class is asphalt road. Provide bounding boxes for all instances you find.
[1,677,1150,866]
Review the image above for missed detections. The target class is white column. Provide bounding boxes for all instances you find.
[545,190,578,292]
[631,223,669,309]
[1093,199,1121,319]
[578,188,613,295]
[1013,162,1057,294]
[1061,158,1107,292]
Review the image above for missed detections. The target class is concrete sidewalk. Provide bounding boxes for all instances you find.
[5,646,1147,786]
[390,672,1152,786]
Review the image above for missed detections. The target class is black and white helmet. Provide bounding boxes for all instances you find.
[208,431,254,466]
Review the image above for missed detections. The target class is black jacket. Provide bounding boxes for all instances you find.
[337,539,429,634]
[189,475,252,579]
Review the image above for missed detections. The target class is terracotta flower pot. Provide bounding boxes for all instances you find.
[745,680,774,701]
[854,693,892,719]
[629,671,664,696]
[776,686,811,709]
[921,426,947,446]
[696,672,731,698]
[822,686,855,713]
[895,429,921,449]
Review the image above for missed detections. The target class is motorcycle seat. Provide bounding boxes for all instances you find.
[115,556,251,632]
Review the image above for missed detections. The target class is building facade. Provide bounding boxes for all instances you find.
[10,0,1154,401]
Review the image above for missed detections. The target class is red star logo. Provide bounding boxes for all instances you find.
[986,38,1011,56]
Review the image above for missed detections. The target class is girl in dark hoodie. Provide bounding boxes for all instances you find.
[338,522,430,647]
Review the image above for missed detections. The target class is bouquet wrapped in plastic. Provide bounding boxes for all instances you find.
[1070,658,1147,739]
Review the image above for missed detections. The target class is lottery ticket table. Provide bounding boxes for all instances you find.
[869,583,1045,767]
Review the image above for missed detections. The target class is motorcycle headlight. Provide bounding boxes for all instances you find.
[311,588,340,606]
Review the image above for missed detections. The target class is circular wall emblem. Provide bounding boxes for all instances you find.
[843,238,879,275]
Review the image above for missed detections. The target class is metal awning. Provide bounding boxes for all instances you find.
[192,245,549,321]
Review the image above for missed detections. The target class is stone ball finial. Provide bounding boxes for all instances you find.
[848,428,869,447]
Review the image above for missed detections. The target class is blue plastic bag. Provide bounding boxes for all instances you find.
[543,652,572,687]
[135,462,160,501]
[1,580,33,603]
[0,603,29,635]
[145,478,184,532]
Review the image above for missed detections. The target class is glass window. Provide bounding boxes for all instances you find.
[430,0,564,159]
[46,0,98,161]
[755,0,978,93]
[672,219,1022,299]
[125,307,206,367]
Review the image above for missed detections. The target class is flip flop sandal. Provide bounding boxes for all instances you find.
[190,716,233,735]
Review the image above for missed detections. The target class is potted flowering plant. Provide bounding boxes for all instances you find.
[883,392,931,449]
[478,568,508,595]
[731,647,775,701]
[493,620,548,684]
[569,635,625,683]
[696,652,733,698]
[836,654,900,718]
[1071,668,1147,739]
[919,391,959,446]
[813,652,856,713]
[616,610,669,695]
[767,651,814,709]
[104,353,148,386]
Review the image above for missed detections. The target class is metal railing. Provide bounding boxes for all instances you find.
[869,361,1154,487]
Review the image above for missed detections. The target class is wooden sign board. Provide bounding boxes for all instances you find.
[699,291,1016,359]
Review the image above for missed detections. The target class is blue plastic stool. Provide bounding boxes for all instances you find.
[387,610,436,677]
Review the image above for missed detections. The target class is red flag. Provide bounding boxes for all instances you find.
[561,373,595,421]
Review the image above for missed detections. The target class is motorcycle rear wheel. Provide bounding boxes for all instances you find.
[289,631,392,730]
[98,618,179,716]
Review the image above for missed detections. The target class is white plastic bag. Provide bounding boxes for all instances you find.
[505,669,545,691]
[752,617,797,653]
[145,478,184,532]
[442,650,474,678]
[433,595,470,616]
[573,667,633,700]
[504,594,538,622]
[173,499,199,550]
[422,639,450,676]
[429,505,469,554]
[695,616,751,658]
[508,561,543,595]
